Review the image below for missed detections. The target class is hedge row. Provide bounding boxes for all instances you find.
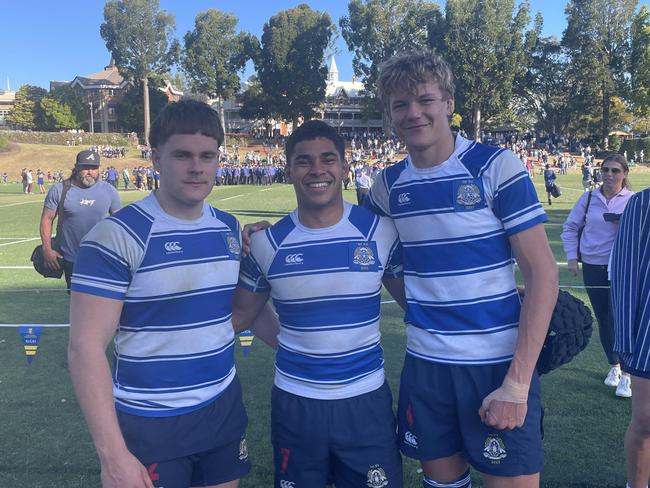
[0,130,138,147]
[0,130,252,149]
[0,132,10,152]
[620,137,650,160]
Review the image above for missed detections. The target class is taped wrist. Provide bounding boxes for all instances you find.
[482,377,530,409]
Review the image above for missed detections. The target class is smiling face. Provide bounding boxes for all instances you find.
[286,136,348,228]
[388,78,455,168]
[152,132,220,220]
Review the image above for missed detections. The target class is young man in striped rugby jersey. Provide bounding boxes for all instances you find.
[611,188,650,488]
[363,51,558,488]
[68,100,253,488]
[233,120,406,488]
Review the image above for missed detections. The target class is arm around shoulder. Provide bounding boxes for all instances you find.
[232,286,278,349]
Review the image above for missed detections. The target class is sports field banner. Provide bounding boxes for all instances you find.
[18,326,43,364]
[238,329,254,357]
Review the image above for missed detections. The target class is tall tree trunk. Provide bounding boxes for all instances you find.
[382,112,391,136]
[216,97,227,149]
[473,105,482,141]
[143,77,151,147]
[602,83,610,150]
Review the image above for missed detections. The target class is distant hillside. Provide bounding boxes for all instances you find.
[0,143,145,181]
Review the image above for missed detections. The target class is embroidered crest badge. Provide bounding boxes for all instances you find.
[238,436,249,461]
[483,434,507,463]
[366,465,389,487]
[353,244,376,267]
[456,182,482,207]
[227,234,241,255]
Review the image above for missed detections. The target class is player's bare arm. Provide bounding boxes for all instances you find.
[39,207,63,270]
[383,276,407,311]
[232,287,278,349]
[479,224,558,430]
[241,221,271,256]
[68,292,153,488]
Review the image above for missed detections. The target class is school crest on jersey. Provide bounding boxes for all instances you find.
[238,436,249,461]
[353,243,376,267]
[223,232,241,259]
[366,465,389,487]
[349,241,379,272]
[483,434,507,463]
[453,178,486,212]
[227,234,241,255]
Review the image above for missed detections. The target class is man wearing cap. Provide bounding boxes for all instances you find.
[39,150,121,289]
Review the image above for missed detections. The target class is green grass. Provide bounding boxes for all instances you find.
[1,169,650,487]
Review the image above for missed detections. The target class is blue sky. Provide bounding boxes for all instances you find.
[0,0,570,91]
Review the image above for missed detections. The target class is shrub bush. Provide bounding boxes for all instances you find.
[2,130,138,147]
[609,135,622,152]
[620,137,650,162]
[0,132,10,152]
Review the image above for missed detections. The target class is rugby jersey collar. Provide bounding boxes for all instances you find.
[290,201,353,234]
[405,134,473,173]
[148,192,211,226]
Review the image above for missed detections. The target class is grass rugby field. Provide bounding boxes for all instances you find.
[1,167,649,487]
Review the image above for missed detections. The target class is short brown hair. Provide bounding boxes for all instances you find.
[149,99,224,149]
[378,50,455,112]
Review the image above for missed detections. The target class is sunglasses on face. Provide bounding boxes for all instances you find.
[601,167,622,174]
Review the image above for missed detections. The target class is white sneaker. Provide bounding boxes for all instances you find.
[616,375,632,398]
[604,366,621,387]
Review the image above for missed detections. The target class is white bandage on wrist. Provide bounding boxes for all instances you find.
[501,377,530,402]
[481,377,530,411]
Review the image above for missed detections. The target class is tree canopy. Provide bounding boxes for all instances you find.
[630,5,650,115]
[182,10,253,101]
[7,85,47,130]
[562,0,638,147]
[248,4,334,126]
[40,98,79,130]
[444,0,533,139]
[100,0,179,145]
[115,81,169,134]
[340,0,444,96]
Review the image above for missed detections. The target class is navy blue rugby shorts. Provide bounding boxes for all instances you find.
[397,355,544,477]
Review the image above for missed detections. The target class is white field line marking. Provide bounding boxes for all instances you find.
[0,200,43,208]
[0,285,606,328]
[219,194,244,201]
[0,237,39,240]
[0,238,39,247]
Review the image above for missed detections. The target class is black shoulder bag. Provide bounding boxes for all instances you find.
[576,190,593,263]
[31,179,72,278]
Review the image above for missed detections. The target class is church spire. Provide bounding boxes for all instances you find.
[327,57,339,83]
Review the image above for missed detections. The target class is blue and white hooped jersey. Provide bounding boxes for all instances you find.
[71,193,241,417]
[365,135,547,365]
[239,202,402,400]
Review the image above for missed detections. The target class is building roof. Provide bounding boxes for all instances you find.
[162,80,183,97]
[325,56,364,97]
[0,91,16,102]
[69,59,129,90]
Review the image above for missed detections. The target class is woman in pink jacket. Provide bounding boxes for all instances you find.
[561,154,635,397]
